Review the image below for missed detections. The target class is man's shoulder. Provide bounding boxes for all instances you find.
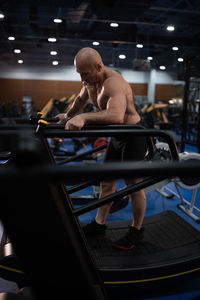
[103,71,126,92]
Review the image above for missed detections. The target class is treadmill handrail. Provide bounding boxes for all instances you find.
[73,176,166,216]
[41,128,179,161]
[0,160,199,182]
[0,126,179,160]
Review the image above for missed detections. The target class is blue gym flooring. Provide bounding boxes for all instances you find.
[1,140,200,299]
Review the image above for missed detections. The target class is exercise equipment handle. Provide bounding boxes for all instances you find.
[0,160,199,182]
[41,128,179,161]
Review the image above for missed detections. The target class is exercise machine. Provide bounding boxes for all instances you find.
[1,124,200,299]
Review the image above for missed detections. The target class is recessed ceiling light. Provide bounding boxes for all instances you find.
[53,18,62,23]
[50,51,57,55]
[14,49,21,53]
[8,36,15,41]
[147,56,153,60]
[52,61,59,65]
[18,60,23,64]
[177,57,184,62]
[159,65,166,70]
[48,37,57,42]
[166,25,175,31]
[92,41,100,46]
[172,46,179,51]
[110,22,118,27]
[119,54,126,59]
[0,13,5,19]
[136,44,143,48]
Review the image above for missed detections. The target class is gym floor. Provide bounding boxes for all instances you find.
[0,140,200,299]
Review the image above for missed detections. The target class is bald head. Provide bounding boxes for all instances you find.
[74,47,103,68]
[74,47,105,85]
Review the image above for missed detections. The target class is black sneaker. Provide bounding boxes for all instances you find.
[113,226,144,250]
[82,219,107,239]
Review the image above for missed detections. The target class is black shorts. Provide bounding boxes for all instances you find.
[104,124,149,163]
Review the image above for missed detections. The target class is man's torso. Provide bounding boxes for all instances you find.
[85,68,140,124]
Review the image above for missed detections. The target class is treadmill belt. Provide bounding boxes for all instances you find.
[85,210,200,280]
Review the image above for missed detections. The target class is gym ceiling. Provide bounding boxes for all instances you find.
[0,0,200,79]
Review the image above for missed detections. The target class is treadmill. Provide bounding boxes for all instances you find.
[0,124,200,299]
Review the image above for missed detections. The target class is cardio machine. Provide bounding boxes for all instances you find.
[0,123,200,299]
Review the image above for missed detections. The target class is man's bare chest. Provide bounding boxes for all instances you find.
[86,86,108,110]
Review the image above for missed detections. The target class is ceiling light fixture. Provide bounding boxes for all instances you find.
[0,13,5,19]
[136,44,143,48]
[18,60,23,64]
[53,18,62,23]
[110,22,118,27]
[14,49,21,53]
[92,41,100,46]
[147,56,153,60]
[48,37,57,42]
[8,36,15,41]
[159,65,166,70]
[172,46,179,51]
[166,25,175,31]
[52,61,59,65]
[50,51,57,55]
[177,58,184,62]
[119,54,126,59]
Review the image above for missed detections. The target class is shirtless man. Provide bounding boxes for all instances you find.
[57,47,148,250]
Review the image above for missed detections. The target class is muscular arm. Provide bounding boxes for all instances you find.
[65,78,126,129]
[67,86,89,118]
[56,85,89,123]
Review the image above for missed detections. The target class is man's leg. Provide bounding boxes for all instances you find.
[131,189,146,229]
[82,179,116,237]
[95,179,117,225]
[113,178,146,250]
[126,179,146,230]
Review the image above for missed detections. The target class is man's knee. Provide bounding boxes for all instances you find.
[131,189,146,202]
[100,180,116,194]
[125,178,140,186]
